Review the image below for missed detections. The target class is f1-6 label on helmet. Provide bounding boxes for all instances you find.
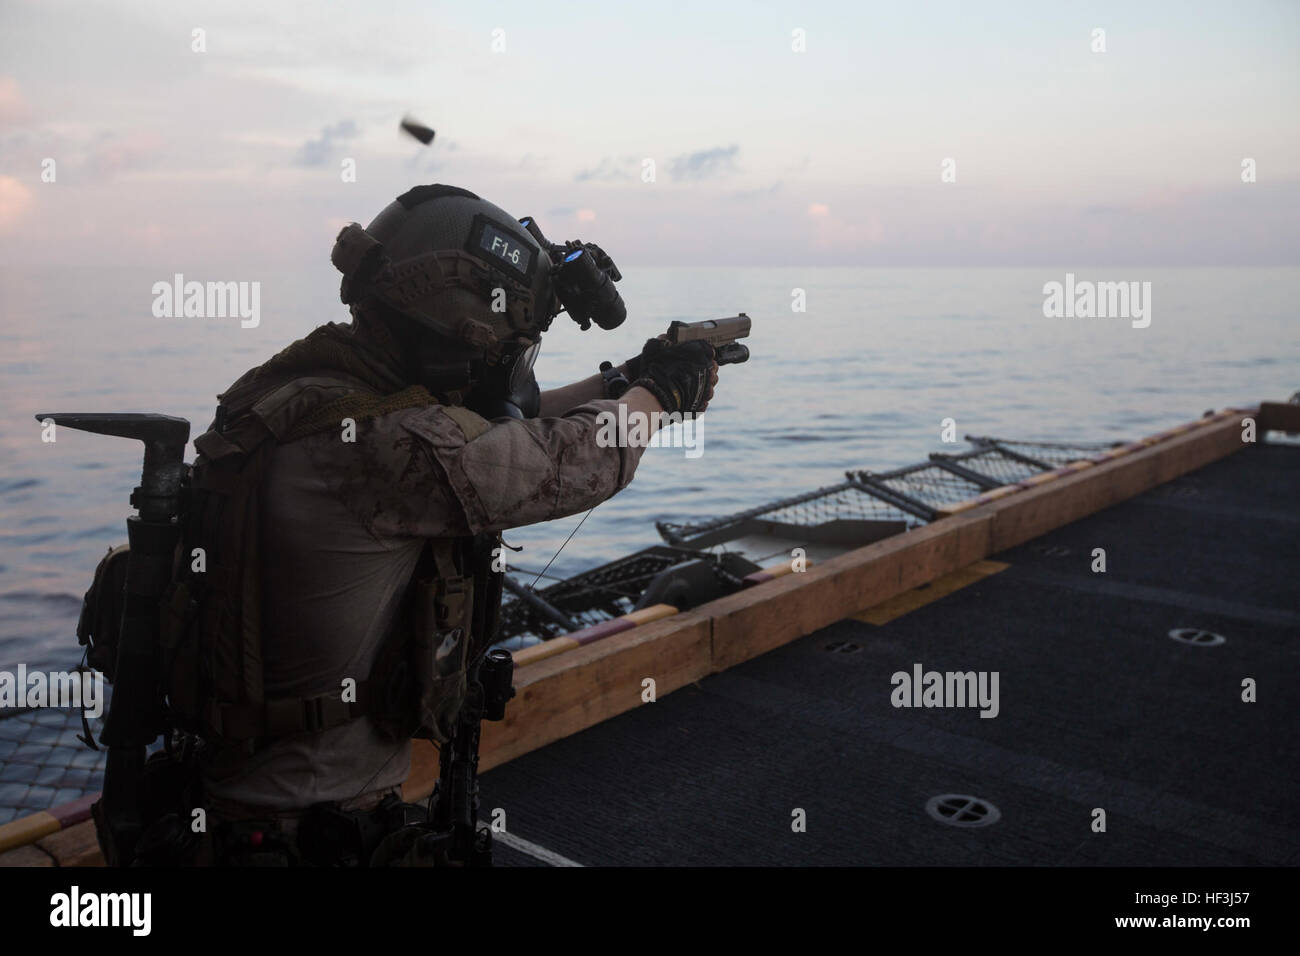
[467,214,536,283]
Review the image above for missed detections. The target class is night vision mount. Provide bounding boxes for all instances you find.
[518,215,627,332]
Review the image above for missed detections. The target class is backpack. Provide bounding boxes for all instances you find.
[81,376,485,751]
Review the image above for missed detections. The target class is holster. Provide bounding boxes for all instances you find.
[296,795,428,867]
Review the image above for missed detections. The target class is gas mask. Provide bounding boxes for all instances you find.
[465,215,626,419]
[465,337,543,420]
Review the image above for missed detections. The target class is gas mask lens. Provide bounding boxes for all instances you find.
[507,340,541,395]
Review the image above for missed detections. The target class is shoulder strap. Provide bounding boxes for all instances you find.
[280,383,439,443]
[440,405,491,443]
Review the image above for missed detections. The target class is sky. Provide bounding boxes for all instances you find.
[0,0,1298,270]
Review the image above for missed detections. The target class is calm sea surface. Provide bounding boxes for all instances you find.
[2,265,1296,671]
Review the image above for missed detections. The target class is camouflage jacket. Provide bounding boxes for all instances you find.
[202,394,647,809]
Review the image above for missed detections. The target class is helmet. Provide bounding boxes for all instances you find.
[331,184,559,361]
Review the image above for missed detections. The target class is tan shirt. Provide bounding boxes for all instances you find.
[202,397,645,809]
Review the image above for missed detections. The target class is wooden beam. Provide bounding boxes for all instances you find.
[0,844,52,867]
[984,411,1246,552]
[34,822,102,867]
[853,560,1010,626]
[0,811,59,856]
[709,511,993,671]
[482,611,712,771]
[510,636,577,668]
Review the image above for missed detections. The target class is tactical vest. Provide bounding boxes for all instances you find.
[156,374,496,750]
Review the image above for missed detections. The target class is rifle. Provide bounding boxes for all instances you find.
[423,647,515,866]
[33,412,190,867]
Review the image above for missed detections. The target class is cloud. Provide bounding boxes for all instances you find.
[729,181,783,200]
[294,119,359,167]
[85,131,165,178]
[0,176,34,233]
[668,145,739,181]
[0,77,33,126]
[576,208,596,222]
[574,156,635,183]
[807,202,830,217]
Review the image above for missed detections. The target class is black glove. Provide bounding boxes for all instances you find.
[629,339,716,415]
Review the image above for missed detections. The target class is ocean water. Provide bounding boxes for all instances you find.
[1,265,1296,673]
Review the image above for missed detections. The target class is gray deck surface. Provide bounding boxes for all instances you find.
[483,442,1300,866]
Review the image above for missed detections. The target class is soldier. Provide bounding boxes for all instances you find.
[170,184,719,864]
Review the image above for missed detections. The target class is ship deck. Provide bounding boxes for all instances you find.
[484,441,1299,866]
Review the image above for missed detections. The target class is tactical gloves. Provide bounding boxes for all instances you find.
[628,339,717,416]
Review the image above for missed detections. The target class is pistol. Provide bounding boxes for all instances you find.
[665,313,752,365]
